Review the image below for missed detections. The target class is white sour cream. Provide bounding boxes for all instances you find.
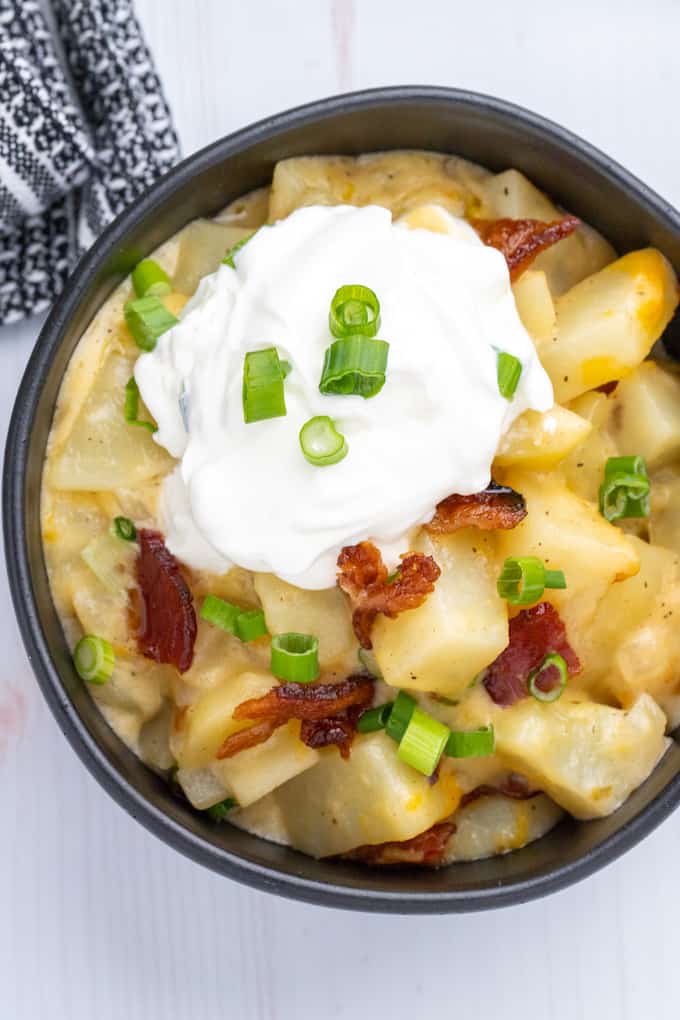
[135,204,553,589]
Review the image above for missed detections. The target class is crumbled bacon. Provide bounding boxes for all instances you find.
[337,541,440,648]
[459,774,539,809]
[426,482,526,535]
[216,676,374,760]
[300,705,365,759]
[134,529,197,673]
[482,601,580,707]
[470,215,580,280]
[342,822,455,867]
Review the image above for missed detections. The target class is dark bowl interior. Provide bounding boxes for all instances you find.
[5,86,680,913]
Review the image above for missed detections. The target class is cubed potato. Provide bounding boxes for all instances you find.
[494,694,669,818]
[608,362,680,469]
[176,766,228,810]
[544,250,679,404]
[230,794,291,846]
[80,532,138,594]
[49,351,174,491]
[496,470,640,638]
[172,219,253,296]
[446,793,564,862]
[650,473,680,555]
[511,270,557,349]
[181,620,268,693]
[480,169,616,294]
[561,391,618,502]
[91,654,167,724]
[372,530,508,698]
[69,561,131,649]
[253,573,356,668]
[211,721,319,807]
[177,670,275,768]
[271,731,461,857]
[494,405,591,471]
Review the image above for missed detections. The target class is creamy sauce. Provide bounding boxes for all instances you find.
[136,204,553,588]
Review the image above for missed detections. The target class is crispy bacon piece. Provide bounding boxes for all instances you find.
[337,541,441,648]
[135,529,197,673]
[215,720,279,760]
[459,774,539,809]
[342,822,455,867]
[300,705,365,760]
[482,601,580,707]
[426,482,526,535]
[470,215,580,280]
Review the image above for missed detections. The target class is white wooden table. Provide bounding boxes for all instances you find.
[2,2,680,1016]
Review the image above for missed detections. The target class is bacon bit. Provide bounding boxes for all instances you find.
[337,541,440,648]
[470,215,580,280]
[426,482,526,535]
[596,380,618,395]
[482,601,580,707]
[216,720,279,760]
[342,822,455,867]
[234,674,374,723]
[459,774,539,809]
[135,529,197,673]
[300,705,365,760]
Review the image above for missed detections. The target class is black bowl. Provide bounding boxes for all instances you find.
[5,86,680,913]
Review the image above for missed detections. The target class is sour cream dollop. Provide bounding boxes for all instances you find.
[135,204,553,589]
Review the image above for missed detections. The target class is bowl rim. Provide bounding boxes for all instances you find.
[5,84,680,913]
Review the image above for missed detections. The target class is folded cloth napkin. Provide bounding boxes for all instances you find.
[0,0,180,326]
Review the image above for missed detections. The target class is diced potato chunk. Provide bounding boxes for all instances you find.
[495,405,591,471]
[496,470,640,638]
[545,250,679,404]
[446,793,563,862]
[561,391,618,502]
[80,532,138,594]
[511,270,556,348]
[372,530,508,698]
[176,766,227,810]
[272,731,461,857]
[177,671,274,768]
[494,694,668,818]
[69,561,131,649]
[480,169,616,294]
[181,621,268,693]
[211,721,319,807]
[49,351,174,491]
[650,474,680,555]
[608,362,680,469]
[172,219,253,296]
[253,573,355,668]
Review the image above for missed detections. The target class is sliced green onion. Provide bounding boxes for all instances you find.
[528,653,569,702]
[357,647,383,679]
[73,635,115,685]
[397,707,449,776]
[112,516,137,542]
[357,702,394,733]
[445,725,495,758]
[329,284,381,338]
[598,455,650,522]
[200,595,240,634]
[319,336,389,399]
[497,351,523,399]
[271,633,320,684]
[497,556,567,606]
[223,232,255,268]
[206,797,238,821]
[385,690,417,743]
[131,258,171,298]
[280,359,292,379]
[235,609,268,642]
[299,415,348,467]
[124,295,177,351]
[242,347,287,423]
[124,377,157,433]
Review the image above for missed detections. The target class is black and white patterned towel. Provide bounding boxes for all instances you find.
[0,0,180,326]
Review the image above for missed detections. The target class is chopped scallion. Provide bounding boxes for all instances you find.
[112,516,137,542]
[299,415,348,467]
[319,336,389,399]
[397,707,449,776]
[598,455,650,522]
[356,702,394,733]
[235,609,268,642]
[206,797,238,821]
[200,595,240,634]
[497,351,522,399]
[124,377,157,433]
[497,556,566,606]
[124,295,177,351]
[270,633,320,684]
[131,258,171,298]
[329,284,381,338]
[73,635,115,685]
[223,232,255,268]
[242,347,287,423]
[528,653,568,702]
[385,690,417,743]
[445,725,495,758]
